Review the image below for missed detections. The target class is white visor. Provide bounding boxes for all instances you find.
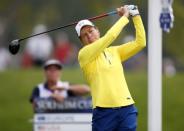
[43,59,62,69]
[75,19,94,37]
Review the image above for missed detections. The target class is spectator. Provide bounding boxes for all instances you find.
[30,59,90,107]
[54,32,78,65]
[0,47,11,71]
[24,24,53,67]
[163,58,176,77]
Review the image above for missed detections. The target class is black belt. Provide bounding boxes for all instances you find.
[96,104,133,110]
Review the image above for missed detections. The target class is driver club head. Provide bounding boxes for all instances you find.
[9,39,20,55]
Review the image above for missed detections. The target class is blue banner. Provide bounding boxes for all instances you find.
[34,97,92,113]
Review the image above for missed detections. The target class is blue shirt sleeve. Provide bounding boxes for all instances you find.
[29,86,39,103]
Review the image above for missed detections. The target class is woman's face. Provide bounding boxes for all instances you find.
[80,26,100,45]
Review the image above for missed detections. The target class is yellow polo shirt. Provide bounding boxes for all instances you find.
[78,16,146,108]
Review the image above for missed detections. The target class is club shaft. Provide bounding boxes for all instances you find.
[19,10,117,42]
[89,10,117,21]
[19,22,77,41]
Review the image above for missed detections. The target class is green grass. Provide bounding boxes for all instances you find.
[163,73,184,131]
[0,68,183,131]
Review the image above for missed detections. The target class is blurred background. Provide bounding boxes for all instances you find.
[0,0,184,131]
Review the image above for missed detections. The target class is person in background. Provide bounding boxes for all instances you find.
[24,24,53,67]
[54,32,78,65]
[30,59,90,107]
[0,47,11,71]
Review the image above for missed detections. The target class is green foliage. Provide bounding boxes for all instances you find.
[0,1,148,47]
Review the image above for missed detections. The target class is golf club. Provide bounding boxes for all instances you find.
[9,10,117,55]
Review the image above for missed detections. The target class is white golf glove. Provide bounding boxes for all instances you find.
[126,5,139,17]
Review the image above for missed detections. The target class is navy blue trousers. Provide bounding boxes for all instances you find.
[92,105,138,131]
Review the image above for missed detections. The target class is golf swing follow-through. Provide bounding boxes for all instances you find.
[9,10,118,55]
[9,4,146,131]
[76,5,146,131]
[9,5,137,55]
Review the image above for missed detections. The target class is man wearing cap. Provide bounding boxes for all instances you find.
[75,5,146,131]
[30,59,90,106]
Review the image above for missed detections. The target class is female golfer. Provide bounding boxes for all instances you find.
[75,5,146,131]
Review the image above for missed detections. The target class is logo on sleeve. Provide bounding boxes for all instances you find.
[127,97,131,100]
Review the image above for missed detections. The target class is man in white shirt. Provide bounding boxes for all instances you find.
[25,24,53,66]
[30,59,90,106]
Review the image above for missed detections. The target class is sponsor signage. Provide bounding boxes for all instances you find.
[34,97,92,113]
